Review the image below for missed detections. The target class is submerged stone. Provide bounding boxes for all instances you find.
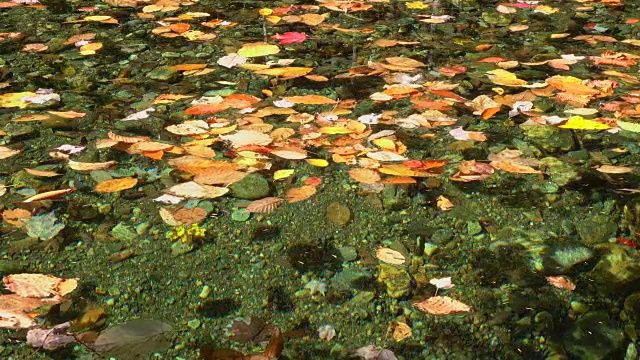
[229,173,270,200]
[564,311,624,360]
[377,264,412,299]
[577,214,617,245]
[590,244,640,294]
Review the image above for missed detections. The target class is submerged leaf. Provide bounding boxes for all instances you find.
[93,319,173,359]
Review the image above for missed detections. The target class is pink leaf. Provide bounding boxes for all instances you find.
[271,32,307,45]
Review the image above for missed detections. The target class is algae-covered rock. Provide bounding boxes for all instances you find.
[521,124,575,152]
[540,157,580,188]
[564,311,624,360]
[111,222,138,243]
[229,173,270,200]
[377,264,412,299]
[590,244,640,294]
[543,246,594,274]
[576,214,617,245]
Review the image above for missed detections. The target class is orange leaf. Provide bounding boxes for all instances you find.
[2,208,32,226]
[184,103,230,115]
[24,168,62,177]
[546,275,576,291]
[413,296,471,315]
[285,94,337,105]
[380,177,417,185]
[94,177,138,193]
[167,63,206,71]
[169,23,190,33]
[23,188,74,203]
[285,185,316,203]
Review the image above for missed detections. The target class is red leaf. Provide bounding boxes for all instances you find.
[270,32,307,45]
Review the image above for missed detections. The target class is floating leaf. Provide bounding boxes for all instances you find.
[285,185,316,203]
[166,181,229,199]
[3,273,78,298]
[0,146,21,159]
[413,296,471,315]
[246,197,284,213]
[349,168,381,184]
[559,116,610,130]
[159,207,207,226]
[237,42,280,58]
[284,94,337,105]
[23,188,74,202]
[271,31,307,44]
[486,69,528,86]
[94,177,138,193]
[306,158,329,167]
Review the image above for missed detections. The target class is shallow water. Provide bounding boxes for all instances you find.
[1,0,640,359]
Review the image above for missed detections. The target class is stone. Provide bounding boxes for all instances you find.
[564,311,624,360]
[229,173,270,200]
[146,66,177,81]
[521,124,575,152]
[543,246,594,274]
[110,223,138,243]
[590,244,640,294]
[576,214,617,245]
[377,264,412,299]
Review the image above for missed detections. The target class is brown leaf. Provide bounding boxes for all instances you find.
[348,168,381,184]
[246,197,284,213]
[194,169,248,185]
[546,275,576,291]
[2,208,32,226]
[263,327,283,358]
[376,247,406,266]
[387,321,412,342]
[413,296,471,315]
[3,273,78,298]
[159,207,208,226]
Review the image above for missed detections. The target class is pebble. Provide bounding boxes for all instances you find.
[199,285,211,299]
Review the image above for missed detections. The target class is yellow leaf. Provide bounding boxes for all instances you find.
[258,8,272,16]
[266,15,282,24]
[0,92,36,108]
[406,1,429,9]
[372,138,396,151]
[559,116,610,130]
[306,158,329,167]
[318,126,353,134]
[237,42,280,58]
[84,15,113,22]
[274,169,295,180]
[486,69,528,87]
